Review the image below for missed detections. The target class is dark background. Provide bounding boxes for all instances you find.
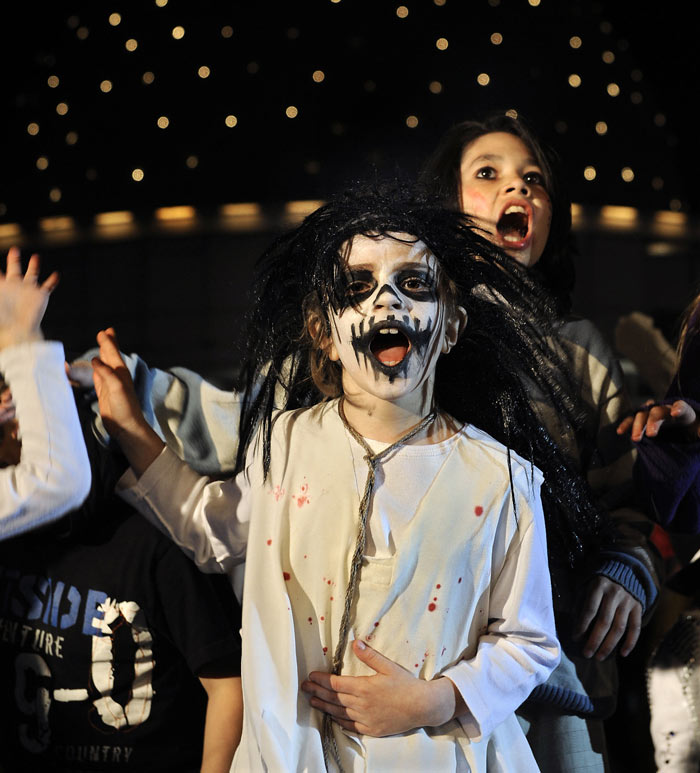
[1,5,697,769]
[1,0,697,380]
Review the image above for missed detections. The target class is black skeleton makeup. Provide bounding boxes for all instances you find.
[327,236,448,404]
[235,182,613,596]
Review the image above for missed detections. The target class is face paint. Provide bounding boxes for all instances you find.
[327,234,449,408]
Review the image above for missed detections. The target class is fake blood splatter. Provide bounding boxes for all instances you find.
[474,505,484,516]
[283,572,291,581]
[292,479,310,508]
[271,485,285,502]
[266,539,272,546]
[429,582,442,612]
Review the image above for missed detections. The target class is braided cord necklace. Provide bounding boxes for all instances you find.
[321,397,438,772]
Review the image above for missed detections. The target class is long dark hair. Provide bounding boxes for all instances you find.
[234,182,610,590]
[420,112,576,315]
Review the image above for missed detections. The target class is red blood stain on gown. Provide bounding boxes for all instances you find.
[474,506,483,516]
[293,479,310,508]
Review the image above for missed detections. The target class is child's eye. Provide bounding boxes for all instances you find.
[345,280,374,299]
[401,276,430,292]
[523,171,545,186]
[475,166,497,180]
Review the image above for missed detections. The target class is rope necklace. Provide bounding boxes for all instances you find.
[321,397,438,772]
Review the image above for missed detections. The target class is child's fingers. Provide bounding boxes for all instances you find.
[65,360,95,388]
[619,604,642,658]
[630,410,650,441]
[616,416,633,435]
[91,356,114,381]
[3,246,21,280]
[23,254,41,284]
[0,405,16,424]
[670,399,697,424]
[96,328,125,369]
[41,270,60,293]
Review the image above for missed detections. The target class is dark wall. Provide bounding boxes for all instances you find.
[38,229,274,387]
[32,220,700,392]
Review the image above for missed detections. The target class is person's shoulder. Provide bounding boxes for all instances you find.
[461,424,544,485]
[556,315,625,387]
[272,399,340,434]
[557,315,614,358]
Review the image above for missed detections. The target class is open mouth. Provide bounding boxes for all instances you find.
[497,205,530,245]
[369,327,411,367]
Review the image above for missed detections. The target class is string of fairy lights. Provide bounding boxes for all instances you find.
[0,0,688,245]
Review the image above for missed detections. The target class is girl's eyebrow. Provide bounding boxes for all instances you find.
[347,261,431,273]
[465,153,540,168]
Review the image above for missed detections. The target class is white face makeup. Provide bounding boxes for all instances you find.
[327,234,458,409]
[458,132,552,268]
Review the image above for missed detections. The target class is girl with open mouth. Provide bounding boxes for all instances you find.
[90,184,607,772]
[422,113,659,773]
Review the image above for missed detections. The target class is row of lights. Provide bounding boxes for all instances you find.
[0,203,689,246]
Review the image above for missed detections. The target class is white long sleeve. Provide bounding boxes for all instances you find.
[442,475,559,740]
[0,341,91,538]
[117,445,249,574]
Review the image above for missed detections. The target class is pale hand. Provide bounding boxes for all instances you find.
[301,639,465,736]
[0,246,59,350]
[617,399,700,443]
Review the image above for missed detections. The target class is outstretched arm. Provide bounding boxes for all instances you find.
[98,328,250,572]
[0,247,91,537]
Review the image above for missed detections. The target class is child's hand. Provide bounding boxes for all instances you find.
[301,639,465,736]
[617,399,700,442]
[91,329,143,440]
[572,576,642,659]
[91,328,164,475]
[65,359,96,389]
[0,246,59,350]
[0,387,15,425]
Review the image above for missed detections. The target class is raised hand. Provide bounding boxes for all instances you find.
[617,399,700,442]
[91,328,165,475]
[0,246,60,350]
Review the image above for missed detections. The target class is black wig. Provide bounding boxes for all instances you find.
[234,182,611,595]
[419,111,576,316]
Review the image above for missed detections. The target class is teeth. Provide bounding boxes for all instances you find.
[383,360,400,366]
[378,328,399,334]
[504,205,527,216]
[503,235,522,243]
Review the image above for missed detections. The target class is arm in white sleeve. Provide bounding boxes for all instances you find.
[0,341,91,538]
[117,446,250,574]
[442,471,560,741]
[101,352,244,475]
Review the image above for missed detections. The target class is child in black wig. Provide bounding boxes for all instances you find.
[90,185,608,772]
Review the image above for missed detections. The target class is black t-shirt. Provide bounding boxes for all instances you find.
[0,398,242,772]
